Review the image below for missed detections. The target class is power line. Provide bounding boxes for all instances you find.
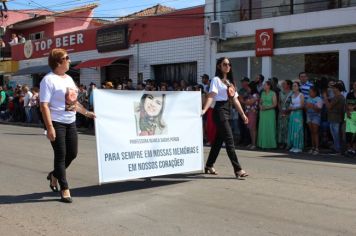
[6,0,356,21]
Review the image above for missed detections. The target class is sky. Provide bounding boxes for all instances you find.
[6,0,205,19]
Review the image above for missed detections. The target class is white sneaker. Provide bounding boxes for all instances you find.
[308,149,314,154]
[312,149,319,155]
[249,145,256,150]
[294,149,302,153]
[44,130,47,135]
[289,148,296,152]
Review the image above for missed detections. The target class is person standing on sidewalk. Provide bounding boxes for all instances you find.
[277,80,293,149]
[202,57,249,179]
[305,87,323,155]
[22,85,33,123]
[40,48,95,203]
[299,72,313,147]
[0,86,7,112]
[323,83,345,154]
[288,82,305,153]
[257,81,277,149]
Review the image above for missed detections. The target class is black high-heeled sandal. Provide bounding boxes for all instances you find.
[60,190,72,203]
[204,166,218,175]
[46,172,59,192]
[235,170,249,179]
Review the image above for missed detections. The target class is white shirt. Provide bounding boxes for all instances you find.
[23,91,33,107]
[40,72,78,124]
[290,93,302,109]
[209,76,238,101]
[9,37,18,46]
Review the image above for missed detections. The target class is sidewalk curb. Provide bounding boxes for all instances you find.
[0,120,94,135]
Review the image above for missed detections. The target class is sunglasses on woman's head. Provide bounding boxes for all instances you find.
[61,55,70,61]
[222,62,231,67]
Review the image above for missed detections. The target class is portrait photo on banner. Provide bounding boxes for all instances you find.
[134,93,167,136]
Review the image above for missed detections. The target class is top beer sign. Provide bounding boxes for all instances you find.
[11,29,97,61]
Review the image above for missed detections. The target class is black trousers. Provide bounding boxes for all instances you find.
[50,121,78,190]
[206,101,242,172]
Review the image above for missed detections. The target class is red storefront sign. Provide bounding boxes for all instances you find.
[255,28,274,57]
[11,29,97,61]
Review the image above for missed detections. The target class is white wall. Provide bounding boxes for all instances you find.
[205,3,356,88]
[12,35,207,88]
[134,35,206,83]
[224,6,356,37]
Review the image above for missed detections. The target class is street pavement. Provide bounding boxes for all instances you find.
[1,124,356,236]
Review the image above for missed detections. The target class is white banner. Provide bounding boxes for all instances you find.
[93,90,203,184]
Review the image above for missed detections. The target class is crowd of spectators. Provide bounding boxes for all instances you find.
[1,73,355,156]
[218,72,356,156]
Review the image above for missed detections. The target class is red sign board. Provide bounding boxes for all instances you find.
[255,28,274,57]
[11,29,97,61]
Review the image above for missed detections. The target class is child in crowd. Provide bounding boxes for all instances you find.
[345,101,356,155]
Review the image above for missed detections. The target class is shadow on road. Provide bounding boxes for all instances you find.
[259,152,356,165]
[0,179,189,205]
[3,132,44,136]
[156,173,241,180]
[0,192,59,204]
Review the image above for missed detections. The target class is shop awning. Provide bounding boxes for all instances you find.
[73,56,130,69]
[13,65,51,76]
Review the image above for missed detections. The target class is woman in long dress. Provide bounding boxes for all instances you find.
[257,81,277,149]
[288,82,305,153]
[277,80,293,149]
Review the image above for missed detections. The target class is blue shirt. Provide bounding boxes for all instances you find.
[306,96,323,116]
[300,81,313,100]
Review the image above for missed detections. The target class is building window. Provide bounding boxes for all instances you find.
[342,0,356,6]
[29,31,44,40]
[219,0,355,23]
[293,0,338,14]
[251,0,291,19]
[220,0,250,23]
[153,62,197,85]
[230,57,262,85]
[272,52,339,82]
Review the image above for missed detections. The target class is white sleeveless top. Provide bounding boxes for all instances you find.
[291,93,302,109]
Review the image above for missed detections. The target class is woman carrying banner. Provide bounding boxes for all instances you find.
[202,57,249,179]
[40,48,95,203]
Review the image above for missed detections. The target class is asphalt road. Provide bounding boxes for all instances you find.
[1,124,356,236]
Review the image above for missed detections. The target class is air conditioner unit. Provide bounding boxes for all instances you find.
[209,21,222,40]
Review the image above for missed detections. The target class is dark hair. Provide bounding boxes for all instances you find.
[248,81,258,95]
[332,83,343,92]
[336,80,346,92]
[138,94,166,132]
[264,80,272,89]
[285,80,292,89]
[309,86,319,96]
[258,74,265,83]
[299,72,307,78]
[318,77,329,92]
[293,81,301,92]
[272,77,278,84]
[215,57,234,84]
